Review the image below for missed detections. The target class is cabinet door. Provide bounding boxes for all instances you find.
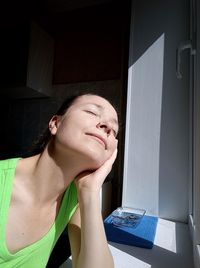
[122,0,190,222]
[0,22,54,98]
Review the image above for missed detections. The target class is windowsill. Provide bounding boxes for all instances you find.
[60,218,194,268]
[108,218,194,268]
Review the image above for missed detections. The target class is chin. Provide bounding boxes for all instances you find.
[86,154,106,170]
[82,147,109,170]
[89,159,104,170]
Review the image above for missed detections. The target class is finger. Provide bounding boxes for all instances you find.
[94,148,118,177]
[75,149,118,186]
[106,148,118,166]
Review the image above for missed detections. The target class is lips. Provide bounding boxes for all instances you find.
[86,133,107,149]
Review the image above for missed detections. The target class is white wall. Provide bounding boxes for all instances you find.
[122,0,190,222]
[123,34,164,216]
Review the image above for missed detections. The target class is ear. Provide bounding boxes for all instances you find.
[49,115,61,135]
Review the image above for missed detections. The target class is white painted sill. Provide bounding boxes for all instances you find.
[60,218,194,268]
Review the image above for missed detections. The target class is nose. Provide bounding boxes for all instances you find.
[96,122,111,136]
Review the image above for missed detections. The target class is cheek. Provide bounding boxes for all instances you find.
[109,138,118,154]
[57,118,82,139]
[55,122,81,150]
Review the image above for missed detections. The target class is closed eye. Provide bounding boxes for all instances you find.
[85,110,98,116]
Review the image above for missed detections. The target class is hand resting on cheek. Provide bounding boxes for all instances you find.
[75,148,118,195]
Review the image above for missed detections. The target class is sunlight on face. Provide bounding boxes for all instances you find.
[54,95,119,169]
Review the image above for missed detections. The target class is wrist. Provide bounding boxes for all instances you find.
[78,190,101,209]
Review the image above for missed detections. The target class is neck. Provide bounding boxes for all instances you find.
[17,146,89,205]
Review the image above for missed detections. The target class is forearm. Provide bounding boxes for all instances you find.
[70,149,118,268]
[75,191,114,268]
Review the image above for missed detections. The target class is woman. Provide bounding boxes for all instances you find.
[0,93,118,268]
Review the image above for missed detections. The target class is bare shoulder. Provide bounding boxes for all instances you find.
[16,155,40,177]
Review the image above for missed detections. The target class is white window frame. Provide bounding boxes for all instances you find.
[189,1,200,267]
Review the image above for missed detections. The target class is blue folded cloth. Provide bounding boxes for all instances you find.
[104,214,158,249]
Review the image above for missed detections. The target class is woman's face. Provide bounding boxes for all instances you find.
[50,95,119,169]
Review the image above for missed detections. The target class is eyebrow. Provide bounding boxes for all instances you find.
[85,103,119,126]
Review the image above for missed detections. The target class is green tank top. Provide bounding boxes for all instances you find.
[0,158,78,268]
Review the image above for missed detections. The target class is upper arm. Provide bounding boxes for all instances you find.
[68,205,81,267]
